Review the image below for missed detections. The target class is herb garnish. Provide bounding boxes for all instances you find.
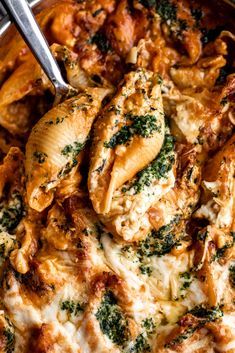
[142,318,156,333]
[157,0,177,23]
[104,114,161,149]
[212,232,235,261]
[95,291,129,346]
[57,159,78,178]
[180,271,192,291]
[129,318,156,352]
[33,151,48,164]
[137,217,180,258]
[90,31,112,53]
[0,192,24,233]
[58,140,86,178]
[130,333,150,353]
[189,305,223,321]
[229,264,235,288]
[165,326,197,348]
[139,0,190,37]
[60,300,84,315]
[165,305,223,348]
[3,328,15,353]
[127,131,175,194]
[61,141,85,158]
[139,265,152,276]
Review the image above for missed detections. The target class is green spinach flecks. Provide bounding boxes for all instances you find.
[157,0,177,23]
[61,141,85,158]
[165,305,223,348]
[57,159,78,179]
[33,151,48,164]
[180,271,192,291]
[3,328,15,353]
[229,264,235,288]
[212,232,235,261]
[104,114,161,149]
[60,300,84,315]
[188,305,223,322]
[90,31,112,53]
[137,217,180,258]
[95,291,129,346]
[139,265,152,276]
[126,131,175,194]
[0,192,24,233]
[130,333,150,353]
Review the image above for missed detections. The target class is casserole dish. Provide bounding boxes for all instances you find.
[0,1,234,352]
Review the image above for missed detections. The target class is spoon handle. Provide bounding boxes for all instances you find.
[1,0,68,94]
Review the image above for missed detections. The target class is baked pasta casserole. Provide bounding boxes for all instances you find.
[0,0,234,352]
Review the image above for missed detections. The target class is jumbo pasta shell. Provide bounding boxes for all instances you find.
[88,69,165,214]
[26,87,110,212]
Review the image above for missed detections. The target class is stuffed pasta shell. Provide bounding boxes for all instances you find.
[26,87,110,212]
[99,128,176,241]
[88,69,165,215]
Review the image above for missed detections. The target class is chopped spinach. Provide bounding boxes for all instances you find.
[57,159,78,179]
[57,140,86,178]
[127,131,175,194]
[142,318,156,333]
[189,305,223,322]
[137,218,180,258]
[213,232,235,261]
[33,151,48,164]
[90,31,112,53]
[130,333,150,353]
[180,271,192,291]
[3,328,15,353]
[156,0,177,23]
[139,265,152,276]
[165,305,223,348]
[61,141,85,158]
[104,114,161,149]
[229,264,235,288]
[60,300,84,315]
[95,291,129,346]
[0,243,5,258]
[95,159,106,174]
[164,326,197,348]
[0,192,24,233]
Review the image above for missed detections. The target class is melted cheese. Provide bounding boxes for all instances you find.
[0,1,234,352]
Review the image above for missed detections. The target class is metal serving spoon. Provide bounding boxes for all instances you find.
[1,0,76,105]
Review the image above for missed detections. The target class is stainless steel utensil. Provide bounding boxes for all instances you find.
[1,0,76,105]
